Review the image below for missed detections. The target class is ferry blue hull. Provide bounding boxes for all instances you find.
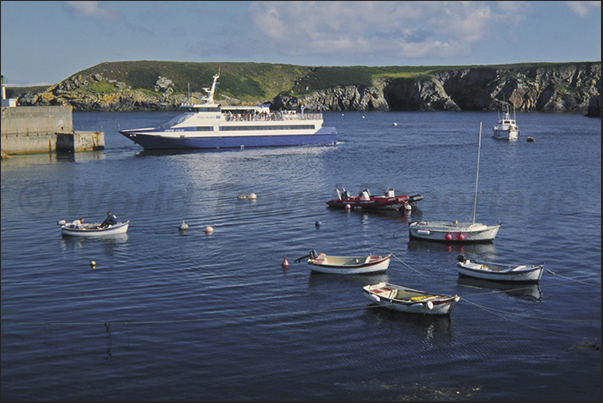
[120,127,337,150]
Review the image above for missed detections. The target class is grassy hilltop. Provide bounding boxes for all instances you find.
[9,60,591,100]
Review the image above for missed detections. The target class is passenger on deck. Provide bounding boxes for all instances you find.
[71,218,84,229]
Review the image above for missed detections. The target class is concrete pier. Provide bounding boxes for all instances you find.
[1,105,104,157]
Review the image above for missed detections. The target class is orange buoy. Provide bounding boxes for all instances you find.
[282,257,289,268]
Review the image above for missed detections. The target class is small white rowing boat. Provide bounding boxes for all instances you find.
[456,255,544,283]
[295,250,391,274]
[363,282,460,315]
[58,220,130,237]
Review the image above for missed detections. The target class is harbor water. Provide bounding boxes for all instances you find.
[2,110,600,400]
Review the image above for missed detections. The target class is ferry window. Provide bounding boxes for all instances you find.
[220,125,315,131]
[196,127,212,131]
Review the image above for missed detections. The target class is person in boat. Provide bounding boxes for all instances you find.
[100,211,118,228]
[71,218,84,229]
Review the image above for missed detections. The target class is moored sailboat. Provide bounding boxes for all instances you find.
[408,122,500,243]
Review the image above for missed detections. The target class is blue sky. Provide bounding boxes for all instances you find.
[1,1,601,87]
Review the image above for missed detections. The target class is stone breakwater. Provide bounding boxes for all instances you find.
[16,64,601,116]
[1,105,104,157]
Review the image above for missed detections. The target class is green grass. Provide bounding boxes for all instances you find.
[87,82,118,93]
[76,61,311,101]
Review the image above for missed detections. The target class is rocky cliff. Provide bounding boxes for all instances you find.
[16,63,601,116]
[274,63,601,115]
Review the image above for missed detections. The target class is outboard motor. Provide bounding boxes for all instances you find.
[295,249,319,263]
[457,254,466,262]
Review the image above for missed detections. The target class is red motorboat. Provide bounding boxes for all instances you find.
[326,187,423,211]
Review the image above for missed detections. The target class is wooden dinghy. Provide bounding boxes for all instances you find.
[363,282,460,315]
[59,220,129,237]
[295,250,391,274]
[456,255,544,283]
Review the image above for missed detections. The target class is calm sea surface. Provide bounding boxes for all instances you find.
[2,110,600,400]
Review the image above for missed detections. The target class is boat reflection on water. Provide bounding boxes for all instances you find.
[307,270,389,289]
[407,239,497,255]
[457,276,543,302]
[59,233,129,254]
[363,303,456,342]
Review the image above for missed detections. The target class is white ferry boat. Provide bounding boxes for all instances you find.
[119,73,337,149]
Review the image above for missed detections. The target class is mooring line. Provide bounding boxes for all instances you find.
[459,297,571,336]
[459,296,599,323]
[545,269,601,288]
[391,252,433,277]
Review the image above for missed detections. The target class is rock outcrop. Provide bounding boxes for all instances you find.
[17,63,601,116]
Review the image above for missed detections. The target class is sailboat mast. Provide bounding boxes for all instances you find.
[472,122,482,224]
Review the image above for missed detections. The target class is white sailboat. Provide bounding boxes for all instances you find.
[408,122,500,243]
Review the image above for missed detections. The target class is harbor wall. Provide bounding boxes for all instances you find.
[2,105,73,134]
[1,105,104,156]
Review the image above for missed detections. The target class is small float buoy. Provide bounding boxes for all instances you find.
[282,257,289,268]
[457,234,466,241]
[527,136,536,142]
[404,202,411,211]
[90,260,97,268]
[178,220,189,230]
[237,194,247,199]
[445,233,453,241]
[204,226,214,234]
[315,220,322,227]
[345,204,351,210]
[248,193,257,200]
[393,122,397,126]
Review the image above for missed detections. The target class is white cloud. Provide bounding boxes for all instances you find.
[564,1,601,17]
[65,1,119,21]
[245,1,528,60]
